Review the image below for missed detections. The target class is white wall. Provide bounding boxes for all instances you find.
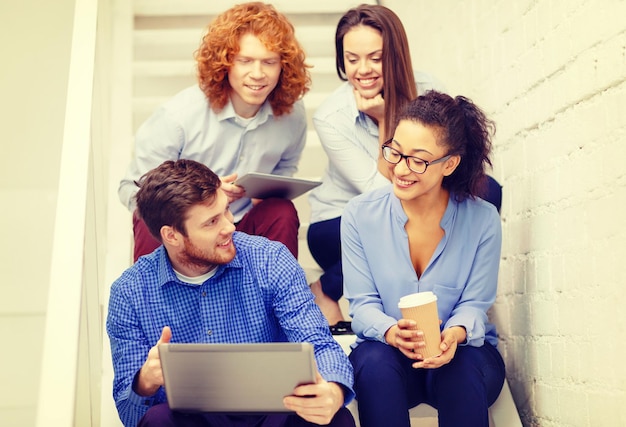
[0,0,75,425]
[385,1,626,426]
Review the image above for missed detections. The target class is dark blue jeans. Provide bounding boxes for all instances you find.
[138,404,356,427]
[307,217,343,301]
[349,340,505,427]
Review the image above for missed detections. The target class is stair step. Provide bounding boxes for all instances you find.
[133,60,195,76]
[133,29,204,61]
[134,0,377,16]
[298,140,326,178]
[308,56,336,76]
[132,74,195,102]
[134,25,338,60]
[304,131,322,148]
[303,92,327,117]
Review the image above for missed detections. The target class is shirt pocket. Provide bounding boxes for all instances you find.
[431,282,464,323]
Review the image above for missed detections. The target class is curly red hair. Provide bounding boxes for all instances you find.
[194,2,311,116]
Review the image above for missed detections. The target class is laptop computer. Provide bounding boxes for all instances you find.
[159,342,317,413]
[234,172,321,200]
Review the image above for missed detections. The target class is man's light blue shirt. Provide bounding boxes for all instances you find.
[107,232,354,426]
[341,185,502,349]
[119,85,307,221]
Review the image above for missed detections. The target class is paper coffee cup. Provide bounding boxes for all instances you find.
[398,292,442,358]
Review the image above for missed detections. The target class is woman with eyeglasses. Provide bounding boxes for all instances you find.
[342,91,506,427]
[306,4,445,333]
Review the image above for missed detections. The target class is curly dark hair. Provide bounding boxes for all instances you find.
[335,4,417,141]
[135,160,222,241]
[394,91,496,201]
[194,2,311,116]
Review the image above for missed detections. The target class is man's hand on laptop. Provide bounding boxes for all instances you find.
[282,372,344,425]
[134,326,172,397]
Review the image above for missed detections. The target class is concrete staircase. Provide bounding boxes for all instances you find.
[110,2,521,427]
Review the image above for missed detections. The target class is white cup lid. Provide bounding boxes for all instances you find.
[398,291,437,308]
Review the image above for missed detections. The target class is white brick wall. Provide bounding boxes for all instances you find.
[385,1,626,426]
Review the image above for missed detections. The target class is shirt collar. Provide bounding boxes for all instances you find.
[154,234,246,287]
[217,97,273,128]
[389,189,458,231]
[154,246,179,287]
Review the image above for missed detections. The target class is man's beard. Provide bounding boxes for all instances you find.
[178,236,235,271]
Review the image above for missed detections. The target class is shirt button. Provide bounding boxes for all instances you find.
[207,330,212,335]
[202,292,207,297]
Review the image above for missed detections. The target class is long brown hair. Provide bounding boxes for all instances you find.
[335,4,417,141]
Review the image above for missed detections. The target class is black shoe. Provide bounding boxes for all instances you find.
[330,321,353,335]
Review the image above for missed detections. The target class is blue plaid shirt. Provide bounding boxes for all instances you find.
[106,232,354,426]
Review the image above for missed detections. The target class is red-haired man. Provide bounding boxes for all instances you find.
[119,2,311,262]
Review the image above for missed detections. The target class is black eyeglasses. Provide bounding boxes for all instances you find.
[381,141,451,174]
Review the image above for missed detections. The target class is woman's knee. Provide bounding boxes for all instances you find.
[431,344,505,404]
[350,341,405,382]
[327,406,357,427]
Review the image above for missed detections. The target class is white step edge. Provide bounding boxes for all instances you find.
[305,130,322,148]
[134,0,377,16]
[133,61,195,76]
[134,28,206,45]
[489,380,523,427]
[134,25,337,46]
[303,92,327,112]
[307,57,336,75]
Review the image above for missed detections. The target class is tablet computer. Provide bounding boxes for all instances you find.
[234,173,321,200]
[159,342,317,413]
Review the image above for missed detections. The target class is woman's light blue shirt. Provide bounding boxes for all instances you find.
[341,185,502,348]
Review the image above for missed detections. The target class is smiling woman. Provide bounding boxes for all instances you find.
[306,4,445,331]
[341,25,385,103]
[342,91,504,427]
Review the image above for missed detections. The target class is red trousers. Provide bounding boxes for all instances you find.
[132,198,300,262]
